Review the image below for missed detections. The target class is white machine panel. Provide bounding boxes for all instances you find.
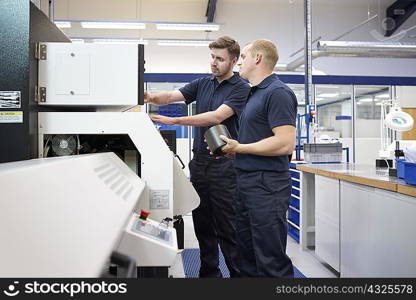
[38,111,200,222]
[0,153,145,277]
[38,43,140,106]
[117,214,178,267]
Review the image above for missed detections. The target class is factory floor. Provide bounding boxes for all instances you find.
[169,214,337,278]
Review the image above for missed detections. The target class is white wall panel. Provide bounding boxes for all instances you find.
[57,0,139,20]
[397,86,416,108]
[51,0,416,76]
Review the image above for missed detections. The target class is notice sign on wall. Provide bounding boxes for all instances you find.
[0,111,23,123]
[0,91,21,108]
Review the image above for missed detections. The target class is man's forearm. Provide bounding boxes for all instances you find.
[237,136,294,156]
[175,111,222,127]
[151,91,177,106]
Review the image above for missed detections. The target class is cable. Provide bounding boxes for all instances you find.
[384,158,391,168]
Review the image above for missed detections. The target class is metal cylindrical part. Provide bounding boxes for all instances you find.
[204,124,231,156]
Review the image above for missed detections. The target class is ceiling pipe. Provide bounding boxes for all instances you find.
[275,41,416,71]
[318,41,416,54]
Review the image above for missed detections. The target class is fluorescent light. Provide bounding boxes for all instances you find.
[81,21,146,29]
[158,40,212,47]
[156,23,220,31]
[376,93,390,98]
[321,85,342,89]
[92,38,148,45]
[70,39,85,43]
[358,98,373,102]
[55,21,71,28]
[318,93,339,97]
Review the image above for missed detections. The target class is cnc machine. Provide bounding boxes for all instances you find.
[35,42,199,276]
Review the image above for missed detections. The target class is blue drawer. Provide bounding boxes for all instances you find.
[290,170,300,179]
[288,223,299,243]
[291,187,300,197]
[292,179,300,188]
[288,207,300,225]
[290,196,300,209]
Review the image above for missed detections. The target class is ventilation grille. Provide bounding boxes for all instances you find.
[93,162,135,201]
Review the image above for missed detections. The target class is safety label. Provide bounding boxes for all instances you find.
[0,91,21,108]
[0,111,23,123]
[149,190,170,209]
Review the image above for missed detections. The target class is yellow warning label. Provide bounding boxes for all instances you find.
[0,112,22,116]
[0,111,23,123]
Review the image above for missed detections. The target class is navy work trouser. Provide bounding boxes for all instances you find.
[235,170,294,277]
[189,154,240,277]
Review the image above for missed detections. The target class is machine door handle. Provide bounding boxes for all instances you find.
[174,154,185,169]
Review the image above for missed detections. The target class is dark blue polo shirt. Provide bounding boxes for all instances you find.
[179,73,250,155]
[235,73,297,172]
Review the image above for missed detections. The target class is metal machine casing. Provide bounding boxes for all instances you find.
[0,153,145,277]
[38,111,200,222]
[34,43,199,272]
[37,43,144,107]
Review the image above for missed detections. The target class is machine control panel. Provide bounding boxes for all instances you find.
[131,217,173,245]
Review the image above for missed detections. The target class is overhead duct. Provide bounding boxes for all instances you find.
[276,41,416,71]
[317,41,416,57]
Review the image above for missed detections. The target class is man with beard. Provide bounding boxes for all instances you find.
[145,36,250,277]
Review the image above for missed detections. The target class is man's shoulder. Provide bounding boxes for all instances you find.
[233,78,251,91]
[267,77,289,89]
[198,75,213,83]
[264,85,297,107]
[267,81,295,98]
[188,75,212,86]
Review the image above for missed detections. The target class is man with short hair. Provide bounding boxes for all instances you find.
[145,36,250,277]
[221,39,297,277]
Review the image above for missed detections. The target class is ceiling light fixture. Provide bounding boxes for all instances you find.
[80,21,146,30]
[376,93,390,99]
[358,98,373,102]
[156,23,220,31]
[55,21,71,28]
[91,38,148,45]
[70,39,85,43]
[157,40,213,47]
[318,93,339,98]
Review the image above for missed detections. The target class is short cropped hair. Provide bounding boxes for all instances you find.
[247,39,279,70]
[209,36,240,60]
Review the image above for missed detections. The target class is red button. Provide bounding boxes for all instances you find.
[139,209,150,220]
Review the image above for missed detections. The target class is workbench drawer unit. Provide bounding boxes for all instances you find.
[288,165,302,243]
